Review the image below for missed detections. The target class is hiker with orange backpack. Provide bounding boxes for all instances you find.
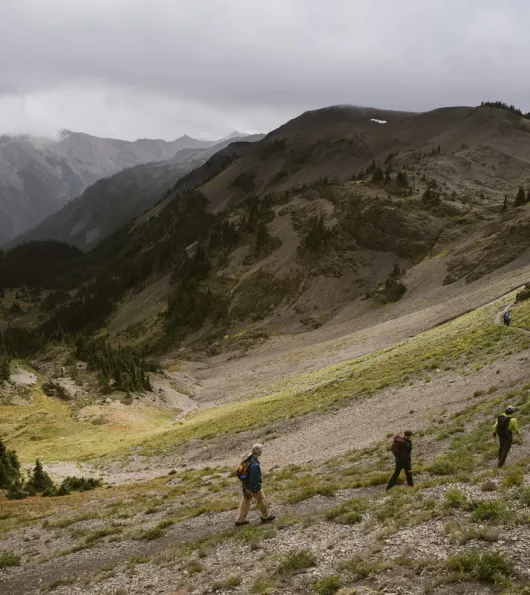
[386,430,414,491]
[235,443,276,526]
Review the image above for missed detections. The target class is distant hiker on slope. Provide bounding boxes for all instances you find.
[235,443,276,526]
[503,311,511,327]
[493,405,519,467]
[386,430,414,491]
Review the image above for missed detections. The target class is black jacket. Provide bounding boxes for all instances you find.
[396,438,412,466]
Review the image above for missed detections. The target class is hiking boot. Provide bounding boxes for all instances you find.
[235,520,249,526]
[261,515,276,524]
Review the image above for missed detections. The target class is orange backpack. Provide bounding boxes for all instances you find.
[237,457,251,482]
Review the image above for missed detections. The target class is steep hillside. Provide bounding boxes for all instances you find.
[9,134,264,251]
[0,131,219,246]
[4,104,530,367]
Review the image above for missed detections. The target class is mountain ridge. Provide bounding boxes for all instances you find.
[7,134,265,251]
[0,131,220,246]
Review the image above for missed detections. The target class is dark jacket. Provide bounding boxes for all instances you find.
[395,438,412,467]
[247,455,262,493]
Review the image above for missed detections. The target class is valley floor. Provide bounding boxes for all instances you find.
[3,267,530,594]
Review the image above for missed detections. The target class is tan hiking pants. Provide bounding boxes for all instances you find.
[236,489,270,522]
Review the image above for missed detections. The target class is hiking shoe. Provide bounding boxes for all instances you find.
[235,521,249,526]
[261,515,276,524]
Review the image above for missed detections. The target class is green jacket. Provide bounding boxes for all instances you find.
[493,415,519,437]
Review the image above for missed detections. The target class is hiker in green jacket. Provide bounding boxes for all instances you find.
[493,405,519,467]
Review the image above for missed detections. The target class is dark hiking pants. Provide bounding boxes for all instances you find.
[498,437,513,467]
[386,458,413,490]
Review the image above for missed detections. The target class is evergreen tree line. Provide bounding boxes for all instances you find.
[300,215,333,254]
[1,439,101,500]
[480,101,530,119]
[165,192,288,339]
[75,336,155,393]
[0,240,85,291]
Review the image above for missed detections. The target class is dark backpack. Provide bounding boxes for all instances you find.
[391,435,406,456]
[504,312,511,323]
[236,457,251,482]
[497,415,511,438]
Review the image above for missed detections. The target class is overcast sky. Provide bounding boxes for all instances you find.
[1,0,529,140]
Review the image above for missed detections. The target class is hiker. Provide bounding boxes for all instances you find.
[386,430,414,491]
[503,311,511,327]
[493,405,519,467]
[235,443,276,526]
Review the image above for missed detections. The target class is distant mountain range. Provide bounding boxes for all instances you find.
[7,134,264,251]
[0,130,253,247]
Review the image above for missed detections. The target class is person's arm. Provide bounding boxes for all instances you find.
[493,420,498,437]
[248,460,262,493]
[510,418,520,435]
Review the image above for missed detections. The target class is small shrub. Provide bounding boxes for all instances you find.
[158,519,174,529]
[516,486,530,506]
[84,527,122,545]
[226,575,243,588]
[429,450,474,475]
[0,551,21,568]
[481,480,497,492]
[346,558,371,580]
[447,550,510,582]
[61,476,102,493]
[187,560,204,575]
[138,526,164,541]
[287,484,337,503]
[251,577,278,594]
[471,500,509,523]
[276,550,317,577]
[326,498,366,524]
[503,470,524,487]
[314,575,341,595]
[445,487,468,508]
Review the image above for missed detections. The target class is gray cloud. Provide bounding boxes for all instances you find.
[1,0,529,139]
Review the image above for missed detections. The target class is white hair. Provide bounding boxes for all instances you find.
[252,443,263,453]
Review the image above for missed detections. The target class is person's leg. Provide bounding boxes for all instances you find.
[235,491,252,523]
[254,489,270,519]
[499,438,513,466]
[386,461,403,491]
[498,440,504,466]
[404,468,414,487]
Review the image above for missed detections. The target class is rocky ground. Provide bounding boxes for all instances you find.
[3,287,530,594]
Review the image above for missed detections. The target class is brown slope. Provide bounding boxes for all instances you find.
[200,105,530,212]
[101,104,530,353]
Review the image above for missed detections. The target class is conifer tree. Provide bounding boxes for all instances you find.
[515,185,526,206]
[372,165,384,183]
[25,459,54,495]
[0,438,21,489]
